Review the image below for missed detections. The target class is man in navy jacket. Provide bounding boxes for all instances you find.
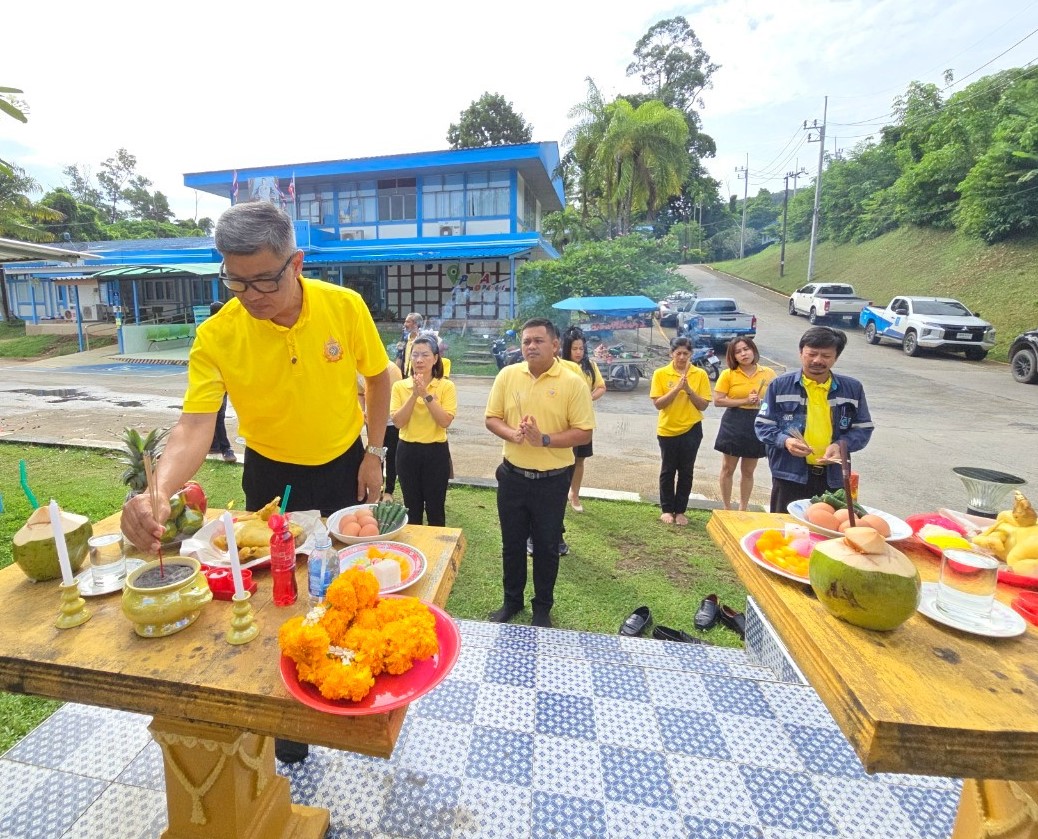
[755,326,874,513]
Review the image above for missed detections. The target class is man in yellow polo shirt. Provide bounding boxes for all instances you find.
[485,318,595,628]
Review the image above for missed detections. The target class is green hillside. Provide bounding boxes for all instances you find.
[713,228,1038,360]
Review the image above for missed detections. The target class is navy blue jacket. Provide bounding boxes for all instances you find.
[754,370,874,484]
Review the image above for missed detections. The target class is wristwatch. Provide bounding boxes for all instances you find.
[424,394,434,403]
[541,434,551,448]
[365,445,387,462]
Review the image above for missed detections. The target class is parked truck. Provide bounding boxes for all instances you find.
[788,282,869,326]
[858,296,996,360]
[677,298,757,348]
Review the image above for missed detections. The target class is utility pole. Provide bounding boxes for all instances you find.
[805,96,827,281]
[779,167,807,277]
[735,154,749,258]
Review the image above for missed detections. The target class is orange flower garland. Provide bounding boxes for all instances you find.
[278,567,439,702]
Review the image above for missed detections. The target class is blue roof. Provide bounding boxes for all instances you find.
[305,244,533,264]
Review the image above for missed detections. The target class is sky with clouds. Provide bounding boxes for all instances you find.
[2,0,1036,227]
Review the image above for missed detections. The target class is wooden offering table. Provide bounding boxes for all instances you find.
[708,510,1038,839]
[0,510,466,839]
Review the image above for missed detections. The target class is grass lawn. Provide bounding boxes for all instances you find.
[0,442,745,752]
[0,320,115,359]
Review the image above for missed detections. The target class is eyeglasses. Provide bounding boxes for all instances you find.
[219,254,295,293]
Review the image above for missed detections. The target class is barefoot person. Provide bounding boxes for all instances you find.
[650,336,711,526]
[560,327,606,513]
[713,336,775,510]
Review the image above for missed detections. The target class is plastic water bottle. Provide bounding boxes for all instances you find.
[268,513,297,606]
[308,524,338,606]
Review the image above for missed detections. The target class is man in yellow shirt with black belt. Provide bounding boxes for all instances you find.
[485,319,595,628]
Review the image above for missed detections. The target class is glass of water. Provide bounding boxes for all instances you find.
[88,533,126,586]
[936,549,999,624]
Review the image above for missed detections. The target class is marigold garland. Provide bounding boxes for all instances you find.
[278,567,439,702]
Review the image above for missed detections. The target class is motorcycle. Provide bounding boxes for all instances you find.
[491,331,522,369]
[692,344,721,382]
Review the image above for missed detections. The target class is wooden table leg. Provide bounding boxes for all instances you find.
[149,716,329,839]
[952,780,1038,839]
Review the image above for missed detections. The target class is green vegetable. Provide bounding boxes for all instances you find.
[373,501,406,533]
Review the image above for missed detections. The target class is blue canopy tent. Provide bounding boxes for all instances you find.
[551,295,659,346]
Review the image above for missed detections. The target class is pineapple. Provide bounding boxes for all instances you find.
[118,426,169,496]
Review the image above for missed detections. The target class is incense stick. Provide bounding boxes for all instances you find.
[142,453,164,578]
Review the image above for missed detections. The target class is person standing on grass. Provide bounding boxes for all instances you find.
[359,361,403,501]
[650,335,712,526]
[560,326,606,513]
[755,325,874,514]
[713,336,775,510]
[390,335,456,526]
[484,318,594,628]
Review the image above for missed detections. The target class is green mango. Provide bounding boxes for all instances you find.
[159,520,179,544]
[179,508,205,536]
[168,493,186,522]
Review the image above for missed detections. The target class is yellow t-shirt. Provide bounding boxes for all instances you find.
[184,277,387,465]
[802,375,833,465]
[390,377,457,444]
[714,365,776,408]
[650,361,712,437]
[485,359,595,470]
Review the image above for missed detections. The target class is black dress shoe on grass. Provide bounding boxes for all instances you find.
[558,540,569,556]
[488,604,521,623]
[532,609,553,628]
[718,605,746,639]
[694,594,720,630]
[652,625,705,644]
[619,606,652,637]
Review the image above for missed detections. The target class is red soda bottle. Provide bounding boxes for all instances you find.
[268,513,297,606]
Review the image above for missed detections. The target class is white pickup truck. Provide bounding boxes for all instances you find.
[788,282,869,326]
[677,298,757,347]
[859,296,996,360]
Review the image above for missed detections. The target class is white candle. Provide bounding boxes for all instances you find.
[48,499,75,587]
[221,511,245,597]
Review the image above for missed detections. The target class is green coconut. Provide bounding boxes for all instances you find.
[12,507,93,582]
[809,527,920,631]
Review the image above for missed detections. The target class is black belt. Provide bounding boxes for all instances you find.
[503,460,570,480]
[808,464,827,475]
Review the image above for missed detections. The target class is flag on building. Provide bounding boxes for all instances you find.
[231,170,238,202]
[287,173,296,202]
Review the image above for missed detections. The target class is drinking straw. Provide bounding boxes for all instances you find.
[19,460,39,509]
[279,485,292,515]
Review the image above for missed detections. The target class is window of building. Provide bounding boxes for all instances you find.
[338,181,377,224]
[467,170,509,217]
[523,182,538,231]
[378,178,417,221]
[422,174,465,219]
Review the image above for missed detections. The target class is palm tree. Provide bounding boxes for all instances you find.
[0,164,64,242]
[564,78,609,223]
[597,99,689,235]
[1,87,28,177]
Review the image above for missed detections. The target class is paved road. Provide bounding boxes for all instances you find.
[1,266,1035,518]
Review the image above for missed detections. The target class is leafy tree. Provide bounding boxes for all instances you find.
[105,219,205,239]
[62,164,105,208]
[39,188,108,241]
[0,86,28,176]
[564,78,609,223]
[744,189,780,232]
[447,93,533,149]
[97,148,139,223]
[0,164,63,241]
[626,17,719,121]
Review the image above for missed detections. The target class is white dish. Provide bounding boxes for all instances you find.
[182,511,319,570]
[75,558,145,596]
[917,582,1026,638]
[337,541,427,594]
[787,499,913,542]
[739,529,819,585]
[327,503,408,545]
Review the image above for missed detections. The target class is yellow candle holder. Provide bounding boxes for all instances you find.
[226,590,259,645]
[56,581,92,629]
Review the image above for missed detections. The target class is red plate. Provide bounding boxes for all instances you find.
[998,569,1038,589]
[279,597,461,715]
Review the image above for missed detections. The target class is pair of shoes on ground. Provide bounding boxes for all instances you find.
[526,538,569,556]
[618,606,706,644]
[487,603,552,628]
[694,594,745,639]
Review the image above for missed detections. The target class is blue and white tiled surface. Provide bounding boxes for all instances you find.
[0,619,961,839]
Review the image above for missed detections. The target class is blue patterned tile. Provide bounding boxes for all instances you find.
[535,692,597,740]
[815,776,938,839]
[593,697,664,751]
[378,770,461,839]
[484,649,537,688]
[590,662,649,702]
[535,654,594,696]
[531,791,606,839]
[707,676,776,720]
[465,726,533,786]
[758,682,839,730]
[740,765,838,835]
[887,783,962,839]
[599,744,675,809]
[644,668,713,711]
[533,734,604,800]
[0,764,106,838]
[115,740,165,791]
[656,707,732,760]
[451,645,489,682]
[473,682,537,733]
[784,724,865,779]
[453,778,531,839]
[716,715,805,773]
[324,827,378,839]
[579,634,631,663]
[497,623,538,646]
[397,718,472,778]
[666,753,760,824]
[293,748,392,829]
[682,815,766,839]
[603,800,688,839]
[411,678,478,724]
[61,782,164,839]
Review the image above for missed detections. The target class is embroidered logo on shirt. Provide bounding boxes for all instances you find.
[323,337,343,362]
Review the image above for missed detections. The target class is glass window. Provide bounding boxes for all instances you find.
[523,182,537,230]
[338,180,376,224]
[422,174,465,219]
[466,170,509,218]
[377,178,417,221]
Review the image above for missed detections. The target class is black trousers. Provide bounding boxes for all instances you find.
[396,440,451,527]
[242,438,364,517]
[210,394,232,454]
[769,471,835,514]
[383,424,400,496]
[657,423,703,515]
[496,462,570,612]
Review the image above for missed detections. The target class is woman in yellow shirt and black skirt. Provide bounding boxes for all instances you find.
[390,336,457,526]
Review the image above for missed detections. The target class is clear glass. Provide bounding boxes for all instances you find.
[936,549,999,624]
[88,533,126,585]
